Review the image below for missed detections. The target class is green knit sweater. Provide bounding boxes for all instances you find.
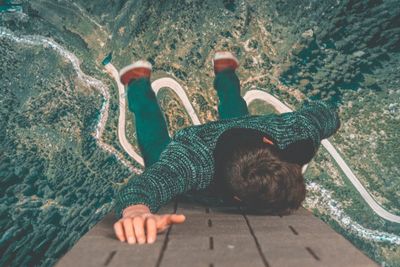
[114,99,340,218]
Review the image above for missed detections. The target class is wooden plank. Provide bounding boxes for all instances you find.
[246,207,378,267]
[160,202,265,267]
[56,202,378,267]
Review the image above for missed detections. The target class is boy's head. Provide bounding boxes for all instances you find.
[217,134,306,215]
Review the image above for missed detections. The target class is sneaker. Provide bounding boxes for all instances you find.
[119,60,152,86]
[212,51,239,74]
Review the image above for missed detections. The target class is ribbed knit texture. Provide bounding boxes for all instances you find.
[114,99,340,219]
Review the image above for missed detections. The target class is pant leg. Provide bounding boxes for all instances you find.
[213,68,249,120]
[126,77,171,167]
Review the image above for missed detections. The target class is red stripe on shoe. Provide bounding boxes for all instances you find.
[214,59,239,73]
[120,68,151,85]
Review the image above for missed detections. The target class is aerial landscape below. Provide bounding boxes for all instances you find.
[0,0,399,266]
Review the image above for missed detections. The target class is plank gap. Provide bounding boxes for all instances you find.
[306,247,321,261]
[288,225,298,235]
[205,207,210,213]
[208,219,212,227]
[209,263,214,267]
[155,201,178,267]
[209,236,214,250]
[103,250,116,266]
[242,209,270,267]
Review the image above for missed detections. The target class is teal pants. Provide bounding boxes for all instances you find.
[127,68,249,167]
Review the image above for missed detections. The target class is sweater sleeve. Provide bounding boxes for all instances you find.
[280,100,340,165]
[278,99,341,164]
[113,139,213,219]
[297,99,341,140]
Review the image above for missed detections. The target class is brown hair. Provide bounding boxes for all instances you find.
[219,142,306,215]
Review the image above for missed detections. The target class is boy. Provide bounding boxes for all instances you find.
[113,51,341,244]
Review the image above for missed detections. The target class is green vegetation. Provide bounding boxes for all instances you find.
[0,39,130,266]
[279,0,399,107]
[247,99,278,115]
[157,88,193,134]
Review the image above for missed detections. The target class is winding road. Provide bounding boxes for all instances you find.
[104,63,400,224]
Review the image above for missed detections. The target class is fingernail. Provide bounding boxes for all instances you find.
[128,237,135,244]
[148,238,154,244]
[138,238,145,244]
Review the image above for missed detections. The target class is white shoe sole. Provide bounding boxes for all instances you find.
[212,51,239,69]
[119,60,152,78]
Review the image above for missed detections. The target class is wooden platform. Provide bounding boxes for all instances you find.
[56,201,377,267]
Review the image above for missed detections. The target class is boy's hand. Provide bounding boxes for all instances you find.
[113,204,186,244]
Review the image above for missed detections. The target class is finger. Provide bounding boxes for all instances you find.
[133,216,146,244]
[157,224,170,234]
[156,215,168,229]
[168,214,186,224]
[123,218,136,244]
[146,217,157,244]
[113,221,126,242]
[156,214,185,229]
